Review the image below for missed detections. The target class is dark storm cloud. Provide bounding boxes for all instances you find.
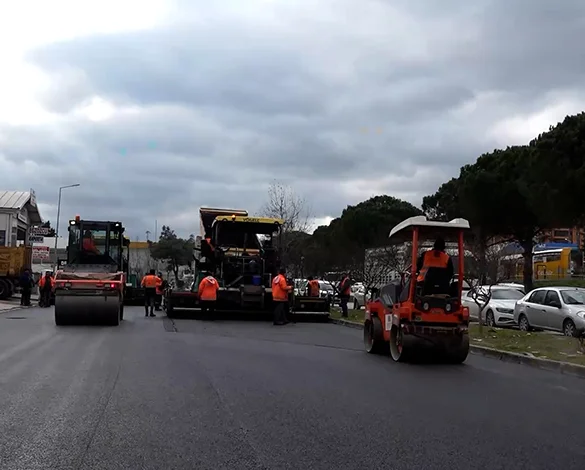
[4,0,585,238]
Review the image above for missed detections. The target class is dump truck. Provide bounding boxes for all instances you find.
[0,245,32,300]
[363,216,471,363]
[165,207,330,319]
[53,216,129,326]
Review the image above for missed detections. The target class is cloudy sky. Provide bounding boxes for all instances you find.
[2,0,585,240]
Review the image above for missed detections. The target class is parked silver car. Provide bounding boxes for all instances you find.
[461,285,524,326]
[513,287,585,337]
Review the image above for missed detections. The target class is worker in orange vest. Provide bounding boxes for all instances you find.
[198,271,219,320]
[141,269,162,317]
[338,273,351,318]
[82,230,99,254]
[416,237,454,287]
[154,271,165,311]
[39,271,54,308]
[306,276,320,297]
[272,268,292,325]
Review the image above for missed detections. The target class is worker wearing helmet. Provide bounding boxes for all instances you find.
[198,271,219,320]
[416,237,454,285]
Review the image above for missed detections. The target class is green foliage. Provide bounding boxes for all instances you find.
[300,195,422,277]
[40,220,56,237]
[150,225,194,278]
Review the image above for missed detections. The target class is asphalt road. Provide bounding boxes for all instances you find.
[0,307,584,470]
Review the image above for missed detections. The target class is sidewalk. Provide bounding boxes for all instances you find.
[0,294,40,312]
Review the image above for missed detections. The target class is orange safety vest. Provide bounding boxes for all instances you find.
[272,275,291,302]
[339,277,351,296]
[198,276,219,301]
[141,274,160,288]
[308,279,320,297]
[417,250,450,282]
[83,238,97,252]
[40,275,53,289]
[155,277,163,295]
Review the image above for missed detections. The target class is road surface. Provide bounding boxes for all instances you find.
[0,306,583,470]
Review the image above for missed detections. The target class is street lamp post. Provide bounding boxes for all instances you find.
[54,184,80,267]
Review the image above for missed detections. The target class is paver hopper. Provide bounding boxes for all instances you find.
[53,216,128,326]
[363,216,471,363]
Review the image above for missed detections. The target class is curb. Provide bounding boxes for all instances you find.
[329,317,585,379]
[469,344,585,378]
[330,318,362,329]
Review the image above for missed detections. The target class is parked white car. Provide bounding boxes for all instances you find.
[513,287,585,337]
[461,285,525,326]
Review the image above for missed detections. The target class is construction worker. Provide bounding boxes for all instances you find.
[154,271,165,311]
[39,271,53,308]
[272,268,292,325]
[19,269,33,307]
[416,236,454,285]
[82,230,99,254]
[307,276,320,297]
[198,271,219,320]
[338,273,351,318]
[141,269,161,317]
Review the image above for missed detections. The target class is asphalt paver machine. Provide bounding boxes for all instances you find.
[363,216,471,363]
[53,216,128,326]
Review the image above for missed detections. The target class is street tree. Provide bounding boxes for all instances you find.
[527,112,585,227]
[260,181,312,270]
[40,220,56,237]
[150,225,195,284]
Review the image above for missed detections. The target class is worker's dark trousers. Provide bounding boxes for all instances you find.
[273,301,288,325]
[339,296,349,317]
[144,289,156,316]
[200,300,216,320]
[41,288,51,307]
[20,287,31,306]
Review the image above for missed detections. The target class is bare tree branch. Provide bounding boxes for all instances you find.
[260,181,312,233]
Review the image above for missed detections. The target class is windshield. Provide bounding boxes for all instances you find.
[318,282,333,291]
[560,289,585,305]
[491,289,525,300]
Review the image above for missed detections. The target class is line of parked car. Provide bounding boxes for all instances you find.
[461,282,585,337]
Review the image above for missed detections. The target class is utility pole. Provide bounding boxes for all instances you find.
[53,183,80,268]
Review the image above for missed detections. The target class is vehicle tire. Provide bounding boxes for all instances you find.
[364,317,387,354]
[486,310,496,327]
[445,334,470,364]
[563,319,578,337]
[389,325,411,362]
[518,314,531,332]
[109,306,120,326]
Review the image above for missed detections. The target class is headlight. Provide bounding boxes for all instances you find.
[576,311,585,319]
[445,304,451,312]
[496,307,514,314]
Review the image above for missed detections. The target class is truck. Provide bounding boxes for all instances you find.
[53,216,128,326]
[165,207,330,319]
[0,245,32,300]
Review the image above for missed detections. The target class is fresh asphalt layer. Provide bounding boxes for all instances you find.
[0,306,583,470]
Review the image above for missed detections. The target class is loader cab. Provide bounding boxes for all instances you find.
[66,217,126,271]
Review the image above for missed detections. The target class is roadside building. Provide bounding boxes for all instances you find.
[0,190,42,247]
